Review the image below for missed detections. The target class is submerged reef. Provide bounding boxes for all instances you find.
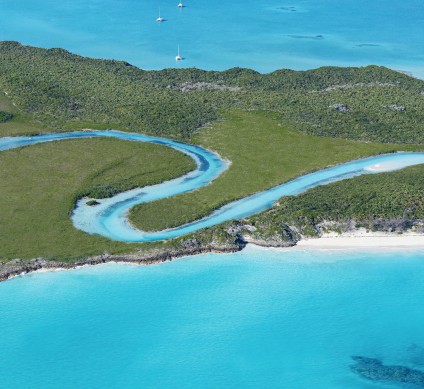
[351,356,424,387]
[288,34,324,40]
[356,43,381,48]
[276,6,297,12]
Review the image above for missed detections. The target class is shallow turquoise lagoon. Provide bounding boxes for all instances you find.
[0,0,423,77]
[1,245,424,388]
[2,131,424,242]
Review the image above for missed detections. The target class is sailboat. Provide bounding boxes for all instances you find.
[175,45,183,61]
[156,8,165,22]
[178,1,183,7]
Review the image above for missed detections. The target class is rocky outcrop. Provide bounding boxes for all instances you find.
[0,241,245,282]
[316,218,424,234]
[329,103,349,112]
[385,104,406,111]
[242,235,297,248]
[2,218,423,282]
[225,218,424,249]
[225,221,300,248]
[312,81,399,93]
[167,82,242,93]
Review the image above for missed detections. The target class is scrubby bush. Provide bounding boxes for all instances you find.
[0,111,12,122]
[1,41,424,143]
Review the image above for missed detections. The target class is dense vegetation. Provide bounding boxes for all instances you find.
[1,41,424,143]
[0,41,424,263]
[129,110,423,232]
[0,111,12,122]
[0,138,193,260]
[244,165,424,243]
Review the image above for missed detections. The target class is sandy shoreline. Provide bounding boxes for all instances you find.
[293,230,424,250]
[2,231,424,282]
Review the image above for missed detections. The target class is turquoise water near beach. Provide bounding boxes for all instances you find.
[0,0,423,77]
[2,2,424,387]
[1,245,424,388]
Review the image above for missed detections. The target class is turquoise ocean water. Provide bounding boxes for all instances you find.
[1,245,424,388]
[0,0,424,77]
[2,1,424,387]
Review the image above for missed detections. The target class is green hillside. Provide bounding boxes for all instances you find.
[0,41,423,262]
[1,41,424,143]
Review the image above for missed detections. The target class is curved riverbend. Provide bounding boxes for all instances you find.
[1,130,424,242]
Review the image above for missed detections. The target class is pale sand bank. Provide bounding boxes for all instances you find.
[295,229,424,250]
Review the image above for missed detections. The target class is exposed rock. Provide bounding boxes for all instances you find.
[242,235,297,248]
[315,218,420,234]
[385,104,406,111]
[180,238,202,249]
[241,223,300,247]
[223,222,298,248]
[67,100,80,111]
[9,258,24,265]
[312,82,399,93]
[2,217,422,282]
[0,240,246,282]
[167,82,242,93]
[329,103,349,112]
[225,223,256,235]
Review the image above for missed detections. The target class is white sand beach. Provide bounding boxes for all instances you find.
[295,229,424,250]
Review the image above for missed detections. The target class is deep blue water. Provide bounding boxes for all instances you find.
[0,0,423,77]
[1,245,424,388]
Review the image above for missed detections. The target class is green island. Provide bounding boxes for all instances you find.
[1,41,424,278]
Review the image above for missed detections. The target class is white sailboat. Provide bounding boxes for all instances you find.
[178,1,183,7]
[175,45,183,61]
[156,8,165,22]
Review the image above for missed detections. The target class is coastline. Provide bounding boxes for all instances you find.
[0,243,243,283]
[2,230,424,283]
[245,230,424,255]
[294,230,424,250]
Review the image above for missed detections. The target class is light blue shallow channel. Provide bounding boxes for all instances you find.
[2,130,424,242]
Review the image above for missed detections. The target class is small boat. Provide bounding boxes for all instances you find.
[176,45,183,61]
[178,1,183,7]
[156,8,165,22]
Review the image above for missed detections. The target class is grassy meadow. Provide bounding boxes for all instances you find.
[1,108,423,260]
[1,109,423,260]
[129,110,424,231]
[0,137,193,260]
